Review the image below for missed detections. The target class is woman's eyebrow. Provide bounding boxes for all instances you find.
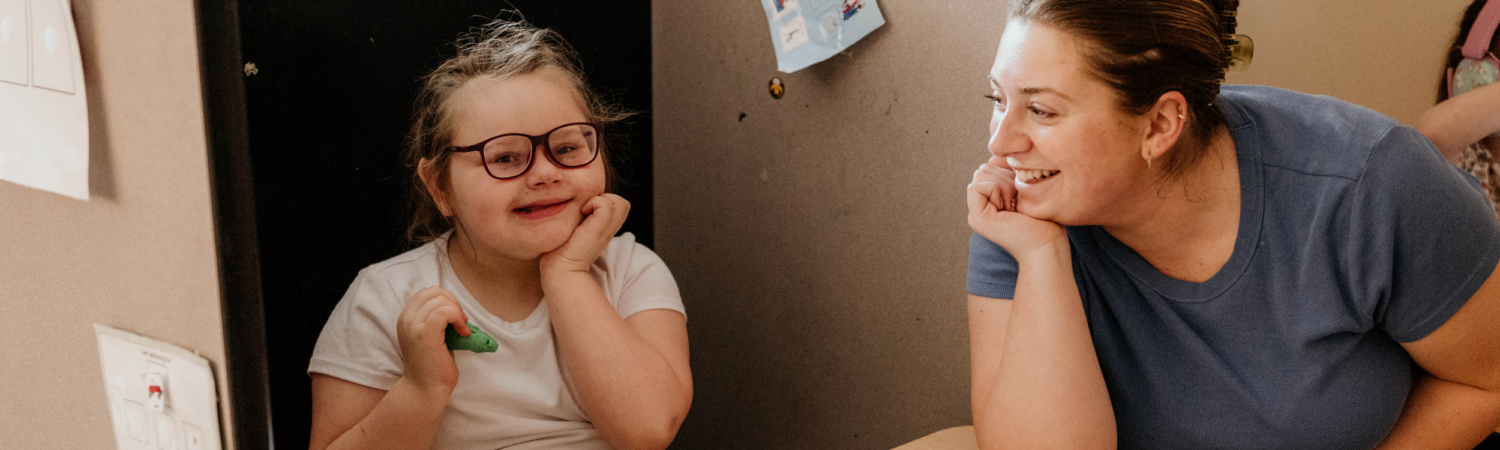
[1021,87,1072,102]
[988,76,1072,102]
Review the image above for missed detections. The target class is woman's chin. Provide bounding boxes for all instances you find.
[1018,201,1073,225]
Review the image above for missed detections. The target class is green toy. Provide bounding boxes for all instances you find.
[445,322,498,353]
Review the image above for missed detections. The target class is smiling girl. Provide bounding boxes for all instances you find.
[306,19,690,450]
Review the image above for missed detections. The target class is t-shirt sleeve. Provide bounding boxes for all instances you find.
[967,232,1020,299]
[1353,126,1500,343]
[612,241,686,320]
[307,268,406,390]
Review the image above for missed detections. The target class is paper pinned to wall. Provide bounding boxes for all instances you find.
[95,324,223,450]
[761,0,885,73]
[0,0,90,200]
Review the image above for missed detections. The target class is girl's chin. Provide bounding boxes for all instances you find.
[522,225,578,254]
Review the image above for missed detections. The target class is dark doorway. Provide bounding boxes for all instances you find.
[236,3,653,448]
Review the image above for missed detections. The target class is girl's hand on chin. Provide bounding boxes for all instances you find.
[966,160,1066,261]
[540,193,630,275]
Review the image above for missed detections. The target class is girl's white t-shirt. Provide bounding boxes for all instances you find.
[308,232,684,449]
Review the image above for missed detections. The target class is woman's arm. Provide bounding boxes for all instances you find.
[1378,263,1500,449]
[1415,81,1500,162]
[969,240,1116,450]
[540,193,692,450]
[968,294,1011,425]
[967,162,1115,449]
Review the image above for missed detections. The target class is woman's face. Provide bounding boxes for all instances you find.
[431,72,606,260]
[988,20,1151,226]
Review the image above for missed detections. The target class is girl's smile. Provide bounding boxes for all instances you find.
[512,197,572,220]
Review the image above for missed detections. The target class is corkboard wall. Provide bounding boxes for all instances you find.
[653,1,1473,449]
[0,0,234,448]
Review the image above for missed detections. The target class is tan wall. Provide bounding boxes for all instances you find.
[653,0,1475,448]
[0,1,233,448]
[1231,0,1473,124]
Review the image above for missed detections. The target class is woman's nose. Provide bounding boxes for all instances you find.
[987,109,1026,158]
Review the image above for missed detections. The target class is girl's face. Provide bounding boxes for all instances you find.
[987,21,1152,226]
[429,72,606,260]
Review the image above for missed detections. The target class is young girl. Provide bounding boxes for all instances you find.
[306,19,691,450]
[1418,0,1500,217]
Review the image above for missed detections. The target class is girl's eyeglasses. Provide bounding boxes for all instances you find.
[445,122,601,180]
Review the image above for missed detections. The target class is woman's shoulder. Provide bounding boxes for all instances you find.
[1220,85,1413,180]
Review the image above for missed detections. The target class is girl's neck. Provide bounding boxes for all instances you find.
[1103,127,1242,283]
[445,229,545,322]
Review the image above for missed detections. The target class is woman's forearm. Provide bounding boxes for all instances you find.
[322,378,451,450]
[543,271,691,450]
[1375,372,1500,450]
[975,240,1116,450]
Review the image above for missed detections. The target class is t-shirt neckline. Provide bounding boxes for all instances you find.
[434,234,551,333]
[1087,94,1266,303]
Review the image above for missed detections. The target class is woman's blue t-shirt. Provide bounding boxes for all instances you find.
[966,85,1500,449]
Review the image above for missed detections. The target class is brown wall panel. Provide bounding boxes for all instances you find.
[0,0,233,448]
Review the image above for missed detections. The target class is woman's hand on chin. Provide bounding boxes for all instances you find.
[967,161,1067,262]
[540,193,631,276]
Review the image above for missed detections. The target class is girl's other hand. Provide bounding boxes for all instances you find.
[396,286,470,396]
[966,157,1067,261]
[541,193,631,275]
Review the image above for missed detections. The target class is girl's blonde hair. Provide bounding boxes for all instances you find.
[404,18,631,245]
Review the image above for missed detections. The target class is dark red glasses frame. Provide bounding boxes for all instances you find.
[445,122,603,180]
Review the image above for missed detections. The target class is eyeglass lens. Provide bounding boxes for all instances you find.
[481,124,599,179]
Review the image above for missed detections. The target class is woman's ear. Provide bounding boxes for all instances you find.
[417,157,453,217]
[1142,91,1190,163]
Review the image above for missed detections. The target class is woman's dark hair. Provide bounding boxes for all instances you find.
[1009,0,1240,182]
[403,18,632,246]
[1439,0,1494,103]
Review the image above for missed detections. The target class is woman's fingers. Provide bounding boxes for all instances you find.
[987,154,1010,170]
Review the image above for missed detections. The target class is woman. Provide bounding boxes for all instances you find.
[965,0,1500,448]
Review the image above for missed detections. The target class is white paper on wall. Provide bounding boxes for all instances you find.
[95,324,223,450]
[0,0,89,200]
